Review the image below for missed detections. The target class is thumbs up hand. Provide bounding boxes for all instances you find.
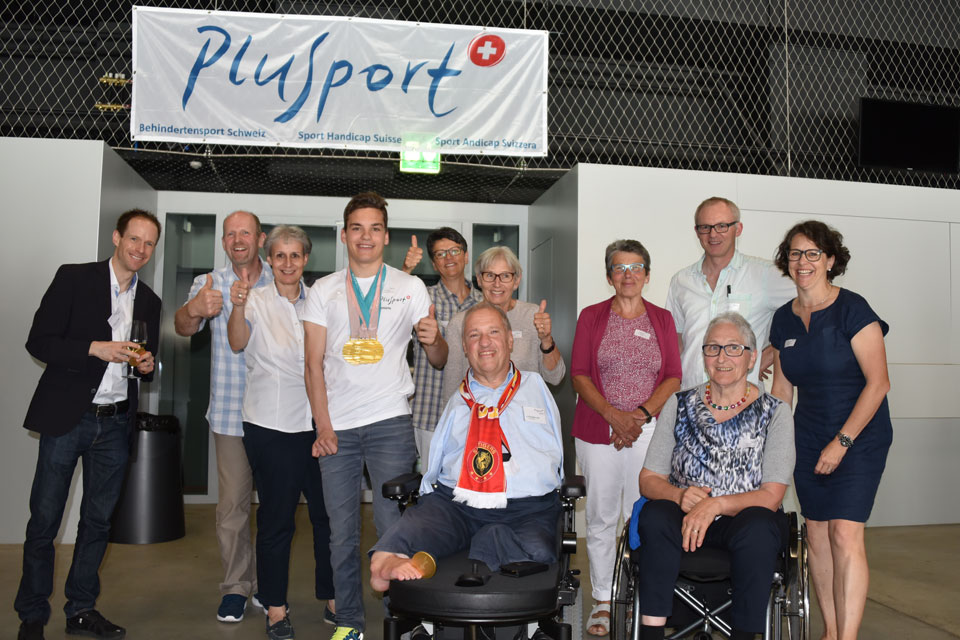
[230,278,251,308]
[416,304,440,346]
[189,273,224,318]
[533,299,553,342]
[402,235,424,274]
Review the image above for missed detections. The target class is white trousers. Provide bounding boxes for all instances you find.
[575,420,655,602]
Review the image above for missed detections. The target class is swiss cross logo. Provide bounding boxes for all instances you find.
[469,34,506,67]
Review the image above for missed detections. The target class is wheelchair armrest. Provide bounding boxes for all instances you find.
[382,472,423,500]
[560,475,586,499]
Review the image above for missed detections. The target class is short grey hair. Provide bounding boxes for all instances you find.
[462,301,513,335]
[704,312,757,352]
[264,224,312,257]
[694,197,741,224]
[475,246,522,279]
[604,239,651,277]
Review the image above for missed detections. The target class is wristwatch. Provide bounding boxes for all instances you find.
[539,340,556,354]
[836,432,854,448]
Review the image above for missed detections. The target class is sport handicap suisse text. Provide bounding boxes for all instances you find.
[180,25,464,123]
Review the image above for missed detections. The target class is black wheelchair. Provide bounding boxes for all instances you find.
[609,511,809,640]
[381,473,586,640]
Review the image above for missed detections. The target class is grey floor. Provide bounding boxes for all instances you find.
[1,504,957,639]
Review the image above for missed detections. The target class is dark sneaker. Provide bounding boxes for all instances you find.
[266,614,295,640]
[65,610,125,639]
[217,594,248,622]
[323,606,336,625]
[18,620,44,640]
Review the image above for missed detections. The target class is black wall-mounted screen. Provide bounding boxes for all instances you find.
[858,98,960,174]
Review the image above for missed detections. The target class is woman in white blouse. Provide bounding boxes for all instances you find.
[228,225,334,640]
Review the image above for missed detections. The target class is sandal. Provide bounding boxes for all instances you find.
[587,602,611,636]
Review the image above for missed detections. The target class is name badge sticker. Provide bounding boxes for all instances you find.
[784,338,797,348]
[523,406,547,424]
[513,330,523,339]
[634,329,651,340]
[108,309,124,331]
[440,320,449,328]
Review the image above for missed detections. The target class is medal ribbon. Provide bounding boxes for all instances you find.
[453,364,521,509]
[345,266,385,339]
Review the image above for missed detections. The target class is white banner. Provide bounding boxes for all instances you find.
[131,7,548,156]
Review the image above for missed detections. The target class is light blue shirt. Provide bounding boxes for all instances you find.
[422,368,564,499]
[184,261,273,436]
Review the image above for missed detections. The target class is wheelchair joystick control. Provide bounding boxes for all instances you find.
[456,560,490,587]
[411,551,437,580]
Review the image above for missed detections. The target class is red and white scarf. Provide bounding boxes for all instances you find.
[453,365,522,509]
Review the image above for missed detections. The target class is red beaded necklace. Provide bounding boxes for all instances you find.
[704,381,750,411]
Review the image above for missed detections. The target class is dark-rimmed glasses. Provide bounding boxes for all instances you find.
[702,344,752,357]
[694,221,738,234]
[432,248,463,259]
[480,271,516,284]
[787,249,824,262]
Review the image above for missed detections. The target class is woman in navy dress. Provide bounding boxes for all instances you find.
[769,221,891,640]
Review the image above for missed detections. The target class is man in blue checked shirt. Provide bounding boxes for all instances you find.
[401,227,483,470]
[174,210,272,624]
[369,302,564,590]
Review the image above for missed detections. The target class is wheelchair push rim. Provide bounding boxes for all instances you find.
[610,518,635,640]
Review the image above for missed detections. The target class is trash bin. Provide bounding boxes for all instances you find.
[110,413,186,544]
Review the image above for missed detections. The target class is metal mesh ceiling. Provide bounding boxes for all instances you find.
[3,1,959,204]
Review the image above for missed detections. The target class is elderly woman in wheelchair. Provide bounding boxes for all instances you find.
[633,313,795,640]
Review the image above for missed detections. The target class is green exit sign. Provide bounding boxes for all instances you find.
[399,149,441,174]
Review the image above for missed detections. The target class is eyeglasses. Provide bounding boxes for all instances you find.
[611,262,646,274]
[432,248,463,259]
[480,271,516,284]
[701,344,752,357]
[694,221,738,235]
[787,249,824,262]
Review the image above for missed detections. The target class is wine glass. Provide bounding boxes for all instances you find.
[124,320,148,378]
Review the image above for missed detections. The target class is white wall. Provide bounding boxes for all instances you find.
[0,139,113,543]
[573,164,960,526]
[529,167,581,469]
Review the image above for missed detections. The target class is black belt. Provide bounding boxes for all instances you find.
[89,400,130,417]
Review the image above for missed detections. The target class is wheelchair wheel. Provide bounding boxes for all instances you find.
[774,513,810,640]
[610,519,634,640]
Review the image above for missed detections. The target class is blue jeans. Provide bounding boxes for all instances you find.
[318,415,417,631]
[371,483,561,571]
[15,410,131,623]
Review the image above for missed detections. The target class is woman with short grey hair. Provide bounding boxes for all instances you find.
[571,238,681,636]
[442,246,565,403]
[227,225,334,639]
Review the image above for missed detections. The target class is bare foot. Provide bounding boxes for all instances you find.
[370,552,428,592]
[587,600,611,636]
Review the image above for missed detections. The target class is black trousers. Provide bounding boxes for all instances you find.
[635,499,784,633]
[242,422,334,608]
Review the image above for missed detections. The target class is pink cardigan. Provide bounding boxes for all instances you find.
[570,296,682,445]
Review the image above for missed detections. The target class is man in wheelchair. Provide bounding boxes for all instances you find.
[633,314,795,640]
[370,301,564,591]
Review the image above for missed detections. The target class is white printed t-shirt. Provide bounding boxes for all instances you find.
[300,264,432,431]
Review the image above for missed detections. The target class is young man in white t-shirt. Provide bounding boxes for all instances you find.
[302,192,447,640]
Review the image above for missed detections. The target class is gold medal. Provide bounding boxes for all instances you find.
[342,338,384,365]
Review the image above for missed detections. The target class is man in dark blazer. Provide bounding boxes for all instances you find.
[15,210,163,640]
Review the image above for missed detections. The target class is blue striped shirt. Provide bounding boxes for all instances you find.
[184,262,273,436]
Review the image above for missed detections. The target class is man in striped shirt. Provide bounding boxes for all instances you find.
[402,228,483,469]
